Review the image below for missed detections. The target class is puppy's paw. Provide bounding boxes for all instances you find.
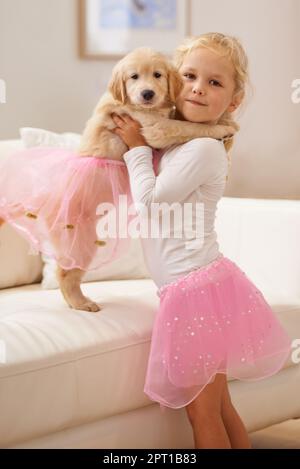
[141,124,165,148]
[71,298,101,313]
[214,125,237,140]
[224,125,238,137]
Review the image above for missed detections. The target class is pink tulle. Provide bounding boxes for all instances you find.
[0,147,135,270]
[144,254,291,409]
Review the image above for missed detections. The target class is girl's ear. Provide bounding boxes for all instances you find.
[108,64,127,103]
[167,65,183,104]
[228,90,244,113]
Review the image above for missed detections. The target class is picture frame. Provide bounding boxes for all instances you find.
[78,0,191,59]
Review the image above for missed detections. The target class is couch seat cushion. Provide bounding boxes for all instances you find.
[0,279,298,446]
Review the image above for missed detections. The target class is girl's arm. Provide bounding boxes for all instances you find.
[123,138,227,209]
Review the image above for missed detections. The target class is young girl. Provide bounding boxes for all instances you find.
[111,33,291,449]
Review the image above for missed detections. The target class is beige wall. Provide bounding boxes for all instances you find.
[0,0,299,198]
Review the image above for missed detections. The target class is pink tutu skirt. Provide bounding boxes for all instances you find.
[0,147,134,270]
[144,254,291,409]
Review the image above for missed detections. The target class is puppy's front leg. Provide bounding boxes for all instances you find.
[141,119,238,149]
[79,111,127,159]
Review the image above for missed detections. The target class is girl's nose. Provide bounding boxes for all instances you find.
[192,81,205,95]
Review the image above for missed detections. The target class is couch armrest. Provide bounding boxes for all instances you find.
[0,139,24,159]
[0,140,43,289]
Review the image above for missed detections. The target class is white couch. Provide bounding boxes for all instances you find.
[0,140,300,449]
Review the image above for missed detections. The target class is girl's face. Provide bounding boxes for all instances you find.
[176,47,240,123]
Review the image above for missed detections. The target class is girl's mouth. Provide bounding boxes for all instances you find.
[186,99,207,106]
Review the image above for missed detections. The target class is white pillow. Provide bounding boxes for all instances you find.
[20,127,81,150]
[19,127,150,288]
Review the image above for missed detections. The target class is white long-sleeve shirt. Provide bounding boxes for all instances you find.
[123,138,228,289]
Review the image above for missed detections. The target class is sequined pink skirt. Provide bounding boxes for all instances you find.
[144,254,291,409]
[0,147,133,270]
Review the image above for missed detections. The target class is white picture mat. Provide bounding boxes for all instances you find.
[81,0,190,58]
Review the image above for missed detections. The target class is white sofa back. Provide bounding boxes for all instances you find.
[1,140,300,303]
[216,197,300,304]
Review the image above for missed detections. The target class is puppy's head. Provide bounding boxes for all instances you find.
[108,47,183,109]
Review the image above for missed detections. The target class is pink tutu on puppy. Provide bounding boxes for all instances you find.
[144,254,291,409]
[0,147,134,270]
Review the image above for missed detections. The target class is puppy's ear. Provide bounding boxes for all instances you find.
[168,65,183,103]
[108,64,127,103]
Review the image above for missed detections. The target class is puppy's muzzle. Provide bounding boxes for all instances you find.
[141,89,155,101]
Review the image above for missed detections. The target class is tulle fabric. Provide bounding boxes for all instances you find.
[144,254,291,409]
[0,147,135,270]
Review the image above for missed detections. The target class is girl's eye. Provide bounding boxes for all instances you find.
[131,74,139,80]
[210,79,221,87]
[183,73,195,80]
[154,72,161,78]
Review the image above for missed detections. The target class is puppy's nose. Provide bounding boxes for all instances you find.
[141,89,155,101]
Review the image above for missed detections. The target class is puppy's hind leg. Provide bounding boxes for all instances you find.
[50,211,101,312]
[57,266,100,313]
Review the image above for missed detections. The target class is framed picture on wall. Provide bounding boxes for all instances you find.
[78,0,191,59]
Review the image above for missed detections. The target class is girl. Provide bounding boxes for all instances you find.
[112,33,291,449]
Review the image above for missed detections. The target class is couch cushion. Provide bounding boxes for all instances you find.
[0,279,298,447]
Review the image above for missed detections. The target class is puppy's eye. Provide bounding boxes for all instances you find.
[131,74,139,80]
[154,72,162,78]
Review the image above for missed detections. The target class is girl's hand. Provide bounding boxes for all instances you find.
[111,113,148,150]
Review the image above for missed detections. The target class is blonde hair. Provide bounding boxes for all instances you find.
[174,33,250,162]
